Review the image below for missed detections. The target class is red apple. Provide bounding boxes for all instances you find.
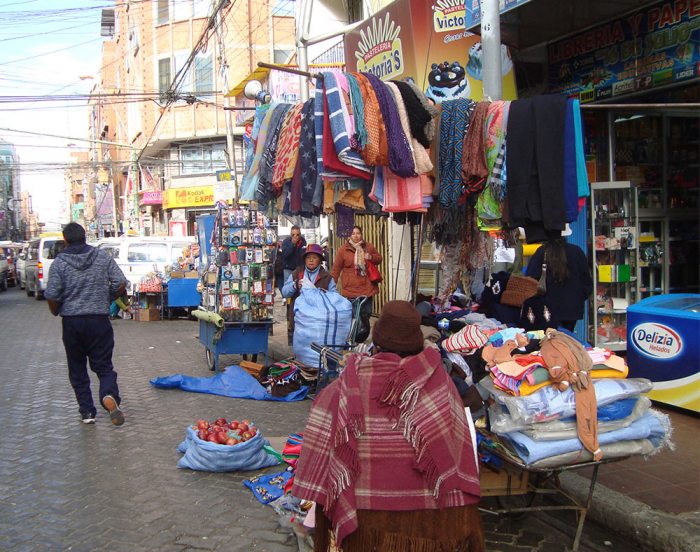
[214,417,228,426]
[228,421,239,430]
[238,423,249,432]
[207,434,219,443]
[225,438,236,446]
[197,430,208,440]
[242,431,253,440]
[196,420,209,430]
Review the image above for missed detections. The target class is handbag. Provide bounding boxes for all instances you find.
[537,252,547,296]
[366,261,383,284]
[501,274,538,307]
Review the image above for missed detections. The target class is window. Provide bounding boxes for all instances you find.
[127,243,167,263]
[179,143,227,175]
[157,0,169,24]
[171,243,192,262]
[193,0,210,18]
[158,58,171,99]
[43,240,66,260]
[98,244,120,258]
[194,55,213,95]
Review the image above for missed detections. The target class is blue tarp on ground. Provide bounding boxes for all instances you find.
[150,365,309,401]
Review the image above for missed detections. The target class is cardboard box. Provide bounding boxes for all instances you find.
[136,307,160,321]
[185,270,199,279]
[480,466,530,497]
[170,271,184,279]
[598,264,631,283]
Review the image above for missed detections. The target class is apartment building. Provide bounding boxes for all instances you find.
[92,0,295,236]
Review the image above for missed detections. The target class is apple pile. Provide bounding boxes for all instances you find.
[192,417,258,446]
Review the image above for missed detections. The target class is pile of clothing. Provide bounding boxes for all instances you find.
[418,312,673,469]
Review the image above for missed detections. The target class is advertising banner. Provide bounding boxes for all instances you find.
[548,0,700,101]
[163,186,214,209]
[344,0,517,103]
[141,191,163,205]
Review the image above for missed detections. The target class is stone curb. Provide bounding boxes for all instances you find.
[559,472,700,552]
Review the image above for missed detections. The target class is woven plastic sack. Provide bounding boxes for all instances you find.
[293,288,352,367]
[177,426,280,472]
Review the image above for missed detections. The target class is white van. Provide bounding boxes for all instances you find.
[25,234,66,299]
[95,236,196,293]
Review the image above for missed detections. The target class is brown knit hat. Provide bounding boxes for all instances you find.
[372,300,424,354]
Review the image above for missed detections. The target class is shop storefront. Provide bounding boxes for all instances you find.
[162,185,216,236]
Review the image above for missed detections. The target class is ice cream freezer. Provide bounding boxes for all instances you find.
[627,294,700,413]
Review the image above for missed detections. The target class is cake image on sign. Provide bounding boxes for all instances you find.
[631,322,683,360]
[425,61,470,102]
[466,42,513,81]
[355,13,404,80]
[433,0,466,33]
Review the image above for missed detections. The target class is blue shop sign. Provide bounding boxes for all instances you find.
[465,0,533,28]
[548,0,700,101]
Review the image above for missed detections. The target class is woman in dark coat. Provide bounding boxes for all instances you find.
[525,237,593,331]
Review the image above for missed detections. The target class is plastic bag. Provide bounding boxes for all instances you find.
[177,426,280,472]
[293,288,352,367]
[484,377,653,434]
[243,471,293,504]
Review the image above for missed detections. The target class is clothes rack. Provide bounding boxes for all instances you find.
[256,61,323,80]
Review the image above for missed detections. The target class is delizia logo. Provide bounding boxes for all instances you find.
[631,322,683,359]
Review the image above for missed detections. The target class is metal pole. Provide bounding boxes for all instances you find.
[216,5,239,203]
[480,0,502,100]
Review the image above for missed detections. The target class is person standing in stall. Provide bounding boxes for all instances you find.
[525,235,593,331]
[280,225,307,282]
[331,225,382,340]
[292,301,483,551]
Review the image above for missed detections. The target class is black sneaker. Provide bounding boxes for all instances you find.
[81,412,96,424]
[102,395,125,426]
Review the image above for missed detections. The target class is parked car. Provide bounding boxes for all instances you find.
[1,243,24,287]
[0,251,7,291]
[15,243,28,289]
[95,236,196,294]
[25,234,66,300]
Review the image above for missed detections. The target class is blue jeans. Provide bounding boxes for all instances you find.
[61,316,120,417]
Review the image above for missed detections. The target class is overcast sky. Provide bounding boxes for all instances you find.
[0,0,105,228]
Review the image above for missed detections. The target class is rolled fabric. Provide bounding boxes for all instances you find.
[192,309,224,328]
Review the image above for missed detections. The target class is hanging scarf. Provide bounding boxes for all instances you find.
[386,82,433,174]
[295,99,319,211]
[348,238,367,276]
[257,103,292,204]
[477,100,511,230]
[438,98,475,207]
[363,72,416,178]
[345,73,368,150]
[406,80,439,144]
[461,101,490,196]
[291,348,480,546]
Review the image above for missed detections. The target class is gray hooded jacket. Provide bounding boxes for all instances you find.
[45,244,126,316]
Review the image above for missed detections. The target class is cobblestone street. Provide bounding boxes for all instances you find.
[0,288,638,551]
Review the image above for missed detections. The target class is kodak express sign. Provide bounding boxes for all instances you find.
[162,186,215,209]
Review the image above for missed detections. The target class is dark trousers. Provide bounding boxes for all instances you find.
[61,316,120,417]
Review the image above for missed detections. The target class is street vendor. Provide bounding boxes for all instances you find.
[292,300,483,552]
[282,243,337,337]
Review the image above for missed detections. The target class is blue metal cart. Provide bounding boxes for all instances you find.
[165,278,201,318]
[199,319,272,372]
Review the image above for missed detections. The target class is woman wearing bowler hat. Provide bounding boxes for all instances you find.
[292,300,484,552]
[282,243,337,337]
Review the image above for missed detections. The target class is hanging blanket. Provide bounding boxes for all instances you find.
[382,169,423,212]
[352,72,389,167]
[476,101,510,230]
[256,103,292,205]
[240,104,278,201]
[438,98,475,207]
[272,103,304,192]
[322,72,370,175]
[346,74,368,150]
[150,365,309,401]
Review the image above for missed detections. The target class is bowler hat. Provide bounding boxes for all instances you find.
[303,243,324,259]
[372,300,424,354]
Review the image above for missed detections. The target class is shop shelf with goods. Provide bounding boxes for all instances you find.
[194,209,277,371]
[589,181,639,351]
[638,220,664,300]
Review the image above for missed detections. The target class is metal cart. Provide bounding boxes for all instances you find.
[165,278,201,319]
[199,319,272,372]
[479,437,629,552]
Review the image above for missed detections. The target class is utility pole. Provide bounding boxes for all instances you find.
[215,2,239,203]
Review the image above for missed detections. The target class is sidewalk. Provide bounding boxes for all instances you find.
[267,314,700,552]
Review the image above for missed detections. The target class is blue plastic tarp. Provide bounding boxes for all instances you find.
[150,365,309,401]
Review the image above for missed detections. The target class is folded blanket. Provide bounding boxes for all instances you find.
[502,410,669,465]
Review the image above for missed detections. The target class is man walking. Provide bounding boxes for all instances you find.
[45,223,127,426]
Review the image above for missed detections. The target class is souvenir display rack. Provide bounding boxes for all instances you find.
[201,204,277,322]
